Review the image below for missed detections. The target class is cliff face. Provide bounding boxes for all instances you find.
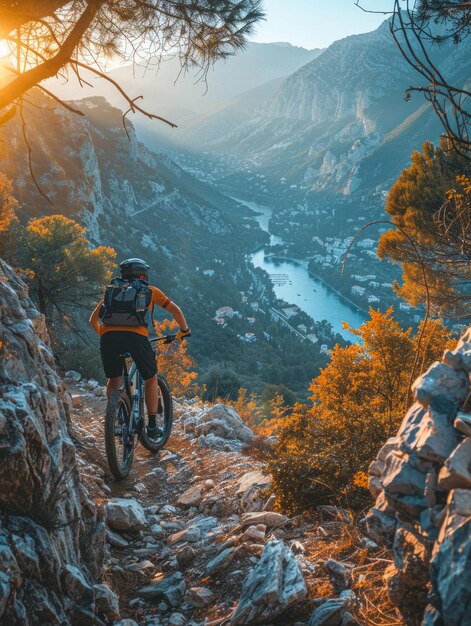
[365,331,471,626]
[0,260,116,624]
[176,18,471,197]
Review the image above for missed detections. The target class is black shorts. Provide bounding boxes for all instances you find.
[100,331,157,381]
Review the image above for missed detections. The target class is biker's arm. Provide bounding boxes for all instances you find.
[166,301,189,332]
[89,300,103,335]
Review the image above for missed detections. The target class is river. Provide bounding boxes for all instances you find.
[238,199,368,341]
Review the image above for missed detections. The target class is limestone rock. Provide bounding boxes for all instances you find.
[325,559,352,594]
[0,261,107,624]
[106,498,147,532]
[230,540,307,624]
[195,404,254,442]
[168,525,201,545]
[307,597,349,626]
[206,547,238,574]
[93,583,120,621]
[138,572,186,607]
[177,484,203,508]
[454,411,471,437]
[240,511,289,528]
[412,362,468,409]
[438,437,471,490]
[186,586,214,607]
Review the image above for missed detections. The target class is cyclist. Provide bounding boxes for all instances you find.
[89,258,190,438]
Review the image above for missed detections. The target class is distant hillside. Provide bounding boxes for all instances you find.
[46,42,322,131]
[169,19,470,198]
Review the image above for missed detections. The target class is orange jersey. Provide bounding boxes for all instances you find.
[90,286,172,338]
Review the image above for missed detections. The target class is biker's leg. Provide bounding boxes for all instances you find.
[106,376,121,398]
[144,375,159,427]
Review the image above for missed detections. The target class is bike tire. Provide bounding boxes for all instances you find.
[105,389,133,479]
[139,376,173,452]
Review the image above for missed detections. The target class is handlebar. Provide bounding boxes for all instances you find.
[152,334,177,344]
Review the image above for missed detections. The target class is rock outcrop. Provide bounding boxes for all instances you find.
[365,330,471,626]
[0,260,113,624]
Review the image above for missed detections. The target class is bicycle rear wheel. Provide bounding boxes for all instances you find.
[140,376,173,452]
[105,389,134,479]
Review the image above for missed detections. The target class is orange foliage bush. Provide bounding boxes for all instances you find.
[153,318,198,397]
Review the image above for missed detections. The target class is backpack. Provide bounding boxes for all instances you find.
[100,278,152,327]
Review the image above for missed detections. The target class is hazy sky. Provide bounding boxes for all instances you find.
[250,0,388,49]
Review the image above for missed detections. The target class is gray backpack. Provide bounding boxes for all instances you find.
[100,278,152,327]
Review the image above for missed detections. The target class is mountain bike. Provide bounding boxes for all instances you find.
[105,334,175,479]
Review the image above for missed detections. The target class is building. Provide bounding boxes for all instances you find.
[215,306,234,318]
[202,269,215,277]
[281,305,299,319]
[250,302,260,312]
[241,332,256,343]
[351,286,366,296]
[246,317,256,325]
[306,333,318,344]
[368,295,380,304]
[297,324,307,334]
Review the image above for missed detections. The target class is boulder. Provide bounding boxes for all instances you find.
[230,540,307,625]
[138,572,185,607]
[206,547,238,574]
[177,484,203,508]
[412,362,468,409]
[0,261,107,624]
[307,596,349,626]
[106,498,147,532]
[196,404,254,442]
[93,583,120,621]
[240,511,289,528]
[237,471,272,513]
[454,411,471,437]
[186,586,214,607]
[438,437,471,490]
[65,370,81,382]
[325,560,352,594]
[167,525,201,545]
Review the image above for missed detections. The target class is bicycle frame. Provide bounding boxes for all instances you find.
[120,334,174,435]
[121,357,142,436]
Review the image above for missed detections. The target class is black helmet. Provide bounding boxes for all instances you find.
[119,258,150,281]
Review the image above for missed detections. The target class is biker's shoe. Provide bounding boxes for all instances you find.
[147,425,163,440]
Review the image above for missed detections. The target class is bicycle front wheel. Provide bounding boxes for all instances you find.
[105,389,134,479]
[139,376,173,452]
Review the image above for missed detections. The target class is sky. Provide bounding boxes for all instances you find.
[250,0,388,49]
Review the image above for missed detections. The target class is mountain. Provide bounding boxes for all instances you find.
[46,42,322,131]
[169,19,471,197]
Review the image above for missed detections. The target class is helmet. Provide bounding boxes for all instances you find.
[119,258,150,281]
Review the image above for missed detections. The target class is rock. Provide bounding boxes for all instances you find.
[186,586,214,607]
[196,404,254,442]
[454,411,471,437]
[106,528,129,546]
[206,547,238,574]
[0,261,106,625]
[93,386,106,397]
[168,614,187,626]
[138,572,186,607]
[438,437,471,490]
[65,370,81,381]
[240,525,266,544]
[412,362,468,409]
[114,621,139,626]
[325,560,352,594]
[150,524,165,539]
[366,330,471,626]
[240,511,289,528]
[307,597,349,626]
[230,540,307,625]
[168,526,201,545]
[71,393,84,408]
[93,583,120,620]
[106,498,147,532]
[177,484,203,508]
[176,545,197,567]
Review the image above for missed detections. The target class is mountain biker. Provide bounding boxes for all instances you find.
[89,258,191,438]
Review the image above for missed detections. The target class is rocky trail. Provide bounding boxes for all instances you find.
[3,258,471,626]
[67,381,384,626]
